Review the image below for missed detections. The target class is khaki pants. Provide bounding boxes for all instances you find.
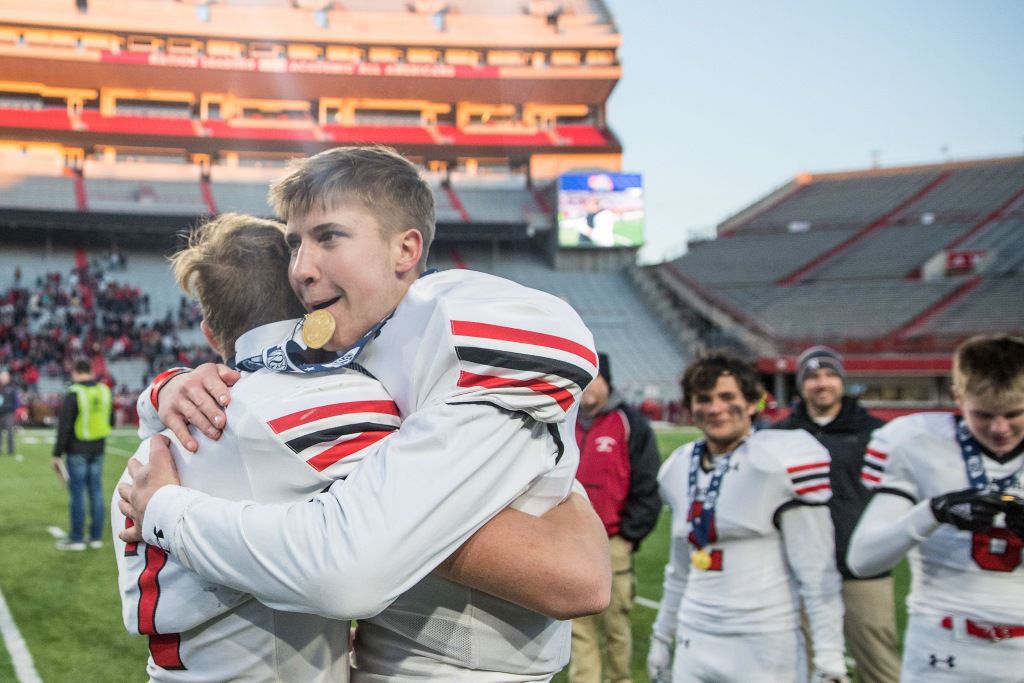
[570,535,634,683]
[801,576,901,683]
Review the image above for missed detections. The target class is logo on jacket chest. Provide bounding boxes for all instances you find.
[595,436,618,453]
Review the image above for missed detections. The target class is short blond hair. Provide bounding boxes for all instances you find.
[269,145,435,271]
[170,213,306,360]
[952,334,1024,405]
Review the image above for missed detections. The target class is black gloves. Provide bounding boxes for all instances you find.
[929,488,1008,531]
[1003,494,1024,539]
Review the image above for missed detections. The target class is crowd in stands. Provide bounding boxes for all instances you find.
[0,253,215,426]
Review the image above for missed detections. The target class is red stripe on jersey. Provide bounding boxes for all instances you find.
[268,400,400,434]
[862,471,882,484]
[451,320,597,366]
[795,482,831,496]
[138,545,168,635]
[457,370,575,411]
[149,633,186,670]
[124,516,138,557]
[865,448,888,461]
[787,460,830,474]
[306,430,393,472]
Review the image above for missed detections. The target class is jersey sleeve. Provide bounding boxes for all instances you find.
[113,436,249,636]
[436,288,597,424]
[859,417,921,502]
[142,400,561,620]
[761,429,833,505]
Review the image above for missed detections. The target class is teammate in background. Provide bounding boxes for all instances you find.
[53,357,114,551]
[647,353,847,683]
[0,369,17,456]
[847,334,1024,682]
[114,213,609,681]
[774,346,900,683]
[119,145,609,681]
[571,352,662,683]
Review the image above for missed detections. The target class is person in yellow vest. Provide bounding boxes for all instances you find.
[53,357,114,551]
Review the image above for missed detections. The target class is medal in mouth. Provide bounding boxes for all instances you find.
[302,296,340,349]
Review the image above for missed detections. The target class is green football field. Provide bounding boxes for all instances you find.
[0,427,907,682]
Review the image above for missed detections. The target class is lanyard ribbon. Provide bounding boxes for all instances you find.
[687,440,733,549]
[230,313,391,375]
[954,416,1023,492]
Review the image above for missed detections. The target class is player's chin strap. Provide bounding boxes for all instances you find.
[229,312,392,375]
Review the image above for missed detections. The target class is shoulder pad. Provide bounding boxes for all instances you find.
[861,412,951,491]
[750,429,832,503]
[435,274,597,423]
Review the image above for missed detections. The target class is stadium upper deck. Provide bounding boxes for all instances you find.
[649,155,1024,356]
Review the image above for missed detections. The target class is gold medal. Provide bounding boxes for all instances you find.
[302,309,336,349]
[691,548,713,571]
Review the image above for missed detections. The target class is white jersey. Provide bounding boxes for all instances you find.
[139,269,597,680]
[117,320,399,682]
[652,430,846,675]
[859,412,1024,624]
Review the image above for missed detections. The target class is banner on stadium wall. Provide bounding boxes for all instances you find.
[557,172,644,248]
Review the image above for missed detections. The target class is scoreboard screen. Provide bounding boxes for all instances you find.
[557,172,644,248]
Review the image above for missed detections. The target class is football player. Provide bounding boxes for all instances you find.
[114,213,610,681]
[119,146,608,681]
[647,353,847,683]
[848,334,1024,682]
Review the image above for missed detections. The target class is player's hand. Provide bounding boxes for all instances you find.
[811,671,850,683]
[929,488,1007,531]
[117,435,181,543]
[646,634,673,683]
[158,363,239,452]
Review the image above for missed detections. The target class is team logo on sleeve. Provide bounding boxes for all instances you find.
[450,320,597,414]
[267,399,400,473]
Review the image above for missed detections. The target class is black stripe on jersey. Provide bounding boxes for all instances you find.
[284,422,398,455]
[455,346,593,391]
[874,487,918,504]
[771,499,828,529]
[863,460,884,473]
[791,472,830,485]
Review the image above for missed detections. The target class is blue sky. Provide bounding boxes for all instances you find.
[601,0,1024,262]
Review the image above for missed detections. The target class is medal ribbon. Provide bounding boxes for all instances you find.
[687,440,733,549]
[229,270,439,375]
[954,416,1023,492]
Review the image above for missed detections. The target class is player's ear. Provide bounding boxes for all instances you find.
[393,228,423,276]
[200,320,223,357]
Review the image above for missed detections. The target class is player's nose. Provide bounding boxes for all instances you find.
[290,242,319,284]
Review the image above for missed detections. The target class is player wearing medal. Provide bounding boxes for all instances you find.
[119,146,607,681]
[847,334,1024,682]
[113,214,609,681]
[647,353,847,683]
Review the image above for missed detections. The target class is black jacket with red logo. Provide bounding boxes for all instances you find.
[575,393,662,549]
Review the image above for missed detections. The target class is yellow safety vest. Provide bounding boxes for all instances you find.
[69,382,112,442]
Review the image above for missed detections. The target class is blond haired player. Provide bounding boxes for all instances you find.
[648,353,847,683]
[119,146,608,681]
[848,334,1024,681]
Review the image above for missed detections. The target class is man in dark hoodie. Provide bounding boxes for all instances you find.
[775,346,900,683]
[53,357,114,551]
[570,352,662,683]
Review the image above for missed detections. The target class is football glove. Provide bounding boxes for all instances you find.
[646,634,673,683]
[1001,494,1024,539]
[929,488,1007,531]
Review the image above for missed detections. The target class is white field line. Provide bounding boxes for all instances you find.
[0,586,43,683]
[635,596,659,610]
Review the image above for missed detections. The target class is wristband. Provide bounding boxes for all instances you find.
[149,368,190,412]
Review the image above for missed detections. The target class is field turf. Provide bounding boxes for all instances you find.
[0,426,906,682]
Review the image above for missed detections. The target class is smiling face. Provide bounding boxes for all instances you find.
[690,373,757,455]
[957,391,1024,457]
[285,202,421,351]
[801,367,844,419]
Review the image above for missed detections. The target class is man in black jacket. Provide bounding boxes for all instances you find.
[775,346,900,683]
